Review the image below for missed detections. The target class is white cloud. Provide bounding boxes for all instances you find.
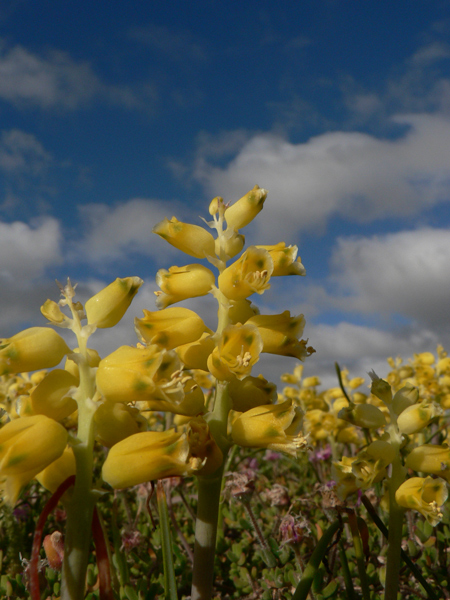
[0,217,62,279]
[329,227,450,329]
[75,198,189,265]
[0,44,138,110]
[0,129,52,173]
[195,113,450,242]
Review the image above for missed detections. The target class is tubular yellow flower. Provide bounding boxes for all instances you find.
[94,403,146,448]
[30,369,78,421]
[230,399,308,456]
[338,403,386,429]
[331,456,359,500]
[40,300,67,325]
[0,328,71,375]
[218,246,273,301]
[153,217,216,258]
[228,299,259,325]
[135,307,208,350]
[256,243,306,276]
[36,446,76,493]
[175,333,216,371]
[395,476,448,526]
[85,276,143,328]
[368,371,393,405]
[0,414,68,505]
[397,399,443,435]
[155,264,215,309]
[96,345,163,403]
[207,323,263,381]
[224,185,267,230]
[228,374,277,412]
[215,230,245,260]
[246,311,313,360]
[405,444,450,481]
[102,418,222,488]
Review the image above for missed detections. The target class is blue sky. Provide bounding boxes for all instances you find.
[1,0,450,387]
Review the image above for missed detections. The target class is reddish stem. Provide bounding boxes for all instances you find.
[92,506,113,600]
[29,476,76,600]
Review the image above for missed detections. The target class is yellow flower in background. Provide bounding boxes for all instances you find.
[246,311,313,360]
[395,476,448,526]
[224,185,267,230]
[230,399,308,456]
[155,263,215,309]
[0,328,71,375]
[256,243,306,276]
[36,446,76,493]
[85,276,143,328]
[153,216,216,258]
[0,414,68,505]
[30,369,78,421]
[218,246,273,301]
[135,307,209,350]
[207,323,263,381]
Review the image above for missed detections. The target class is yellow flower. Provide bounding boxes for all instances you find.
[218,246,273,301]
[215,230,245,260]
[224,185,267,230]
[351,441,395,490]
[397,400,442,435]
[337,403,386,429]
[153,217,215,258]
[230,399,308,456]
[405,444,450,481]
[395,476,448,526]
[85,277,143,328]
[228,374,277,412]
[246,311,313,360]
[256,243,306,276]
[0,328,71,375]
[368,371,392,405]
[102,418,222,488]
[94,403,146,448]
[207,323,263,381]
[155,264,215,309]
[30,369,78,421]
[175,333,215,371]
[0,414,68,505]
[135,307,208,350]
[96,345,163,403]
[36,446,76,493]
[332,456,359,500]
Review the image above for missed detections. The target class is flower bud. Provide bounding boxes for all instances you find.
[397,400,442,435]
[207,323,263,381]
[215,230,245,259]
[231,400,308,456]
[30,369,78,421]
[0,328,70,375]
[94,403,146,447]
[368,371,392,405]
[224,185,267,230]
[85,276,143,328]
[395,476,448,526]
[218,246,273,301]
[256,243,306,276]
[228,299,259,324]
[392,384,418,416]
[153,217,215,258]
[135,307,208,350]
[40,300,66,325]
[0,415,68,505]
[155,264,215,309]
[43,531,65,570]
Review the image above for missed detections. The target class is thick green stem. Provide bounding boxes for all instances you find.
[191,473,224,600]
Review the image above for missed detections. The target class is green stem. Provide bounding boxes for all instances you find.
[191,472,224,600]
[346,510,370,600]
[338,540,355,600]
[157,480,178,600]
[291,519,341,600]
